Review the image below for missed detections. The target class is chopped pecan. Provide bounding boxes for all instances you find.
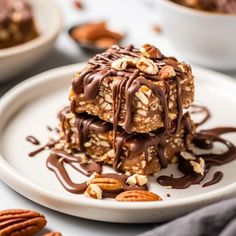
[126,174,148,186]
[84,184,102,199]
[190,157,205,176]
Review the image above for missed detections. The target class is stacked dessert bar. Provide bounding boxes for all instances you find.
[0,0,38,49]
[57,44,195,176]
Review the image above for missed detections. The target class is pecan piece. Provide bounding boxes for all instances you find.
[140,44,162,59]
[190,157,205,176]
[126,174,148,186]
[84,184,102,199]
[88,177,122,191]
[0,209,47,236]
[116,190,162,202]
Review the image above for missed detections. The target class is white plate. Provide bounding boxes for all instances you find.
[0,0,62,81]
[0,63,236,223]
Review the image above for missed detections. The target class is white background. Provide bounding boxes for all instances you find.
[0,0,236,235]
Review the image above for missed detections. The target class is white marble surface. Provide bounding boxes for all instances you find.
[0,0,236,235]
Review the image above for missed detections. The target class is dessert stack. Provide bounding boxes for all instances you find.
[0,0,39,49]
[57,44,195,176]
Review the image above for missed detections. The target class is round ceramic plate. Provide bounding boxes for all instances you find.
[0,63,236,223]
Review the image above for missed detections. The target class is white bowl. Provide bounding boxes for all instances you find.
[0,0,63,82]
[158,0,236,71]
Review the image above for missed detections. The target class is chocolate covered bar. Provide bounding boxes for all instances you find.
[56,107,195,176]
[70,44,194,134]
[172,0,236,14]
[0,0,39,49]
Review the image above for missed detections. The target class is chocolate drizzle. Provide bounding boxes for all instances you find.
[157,127,236,189]
[71,45,189,137]
[47,152,87,194]
[190,104,211,126]
[158,174,205,189]
[71,45,193,169]
[202,171,223,188]
[28,101,236,193]
[26,135,40,145]
[75,114,112,151]
[46,149,146,196]
[113,132,168,169]
[59,109,194,170]
[28,139,59,157]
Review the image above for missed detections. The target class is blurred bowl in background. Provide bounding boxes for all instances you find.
[69,21,125,54]
[0,0,62,82]
[158,0,236,71]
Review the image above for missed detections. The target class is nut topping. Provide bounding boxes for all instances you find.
[126,174,148,186]
[124,56,138,67]
[84,184,102,199]
[116,190,162,202]
[140,44,162,59]
[159,65,176,79]
[0,209,47,236]
[89,172,101,180]
[111,58,127,71]
[136,57,158,75]
[190,157,205,176]
[44,232,62,236]
[88,177,122,191]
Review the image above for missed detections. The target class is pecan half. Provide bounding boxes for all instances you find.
[88,177,122,191]
[136,57,158,75]
[0,209,47,236]
[140,44,162,59]
[123,56,138,67]
[44,232,62,236]
[111,58,127,71]
[116,190,162,202]
[158,65,176,79]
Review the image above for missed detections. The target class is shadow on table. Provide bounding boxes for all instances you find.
[0,47,79,96]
